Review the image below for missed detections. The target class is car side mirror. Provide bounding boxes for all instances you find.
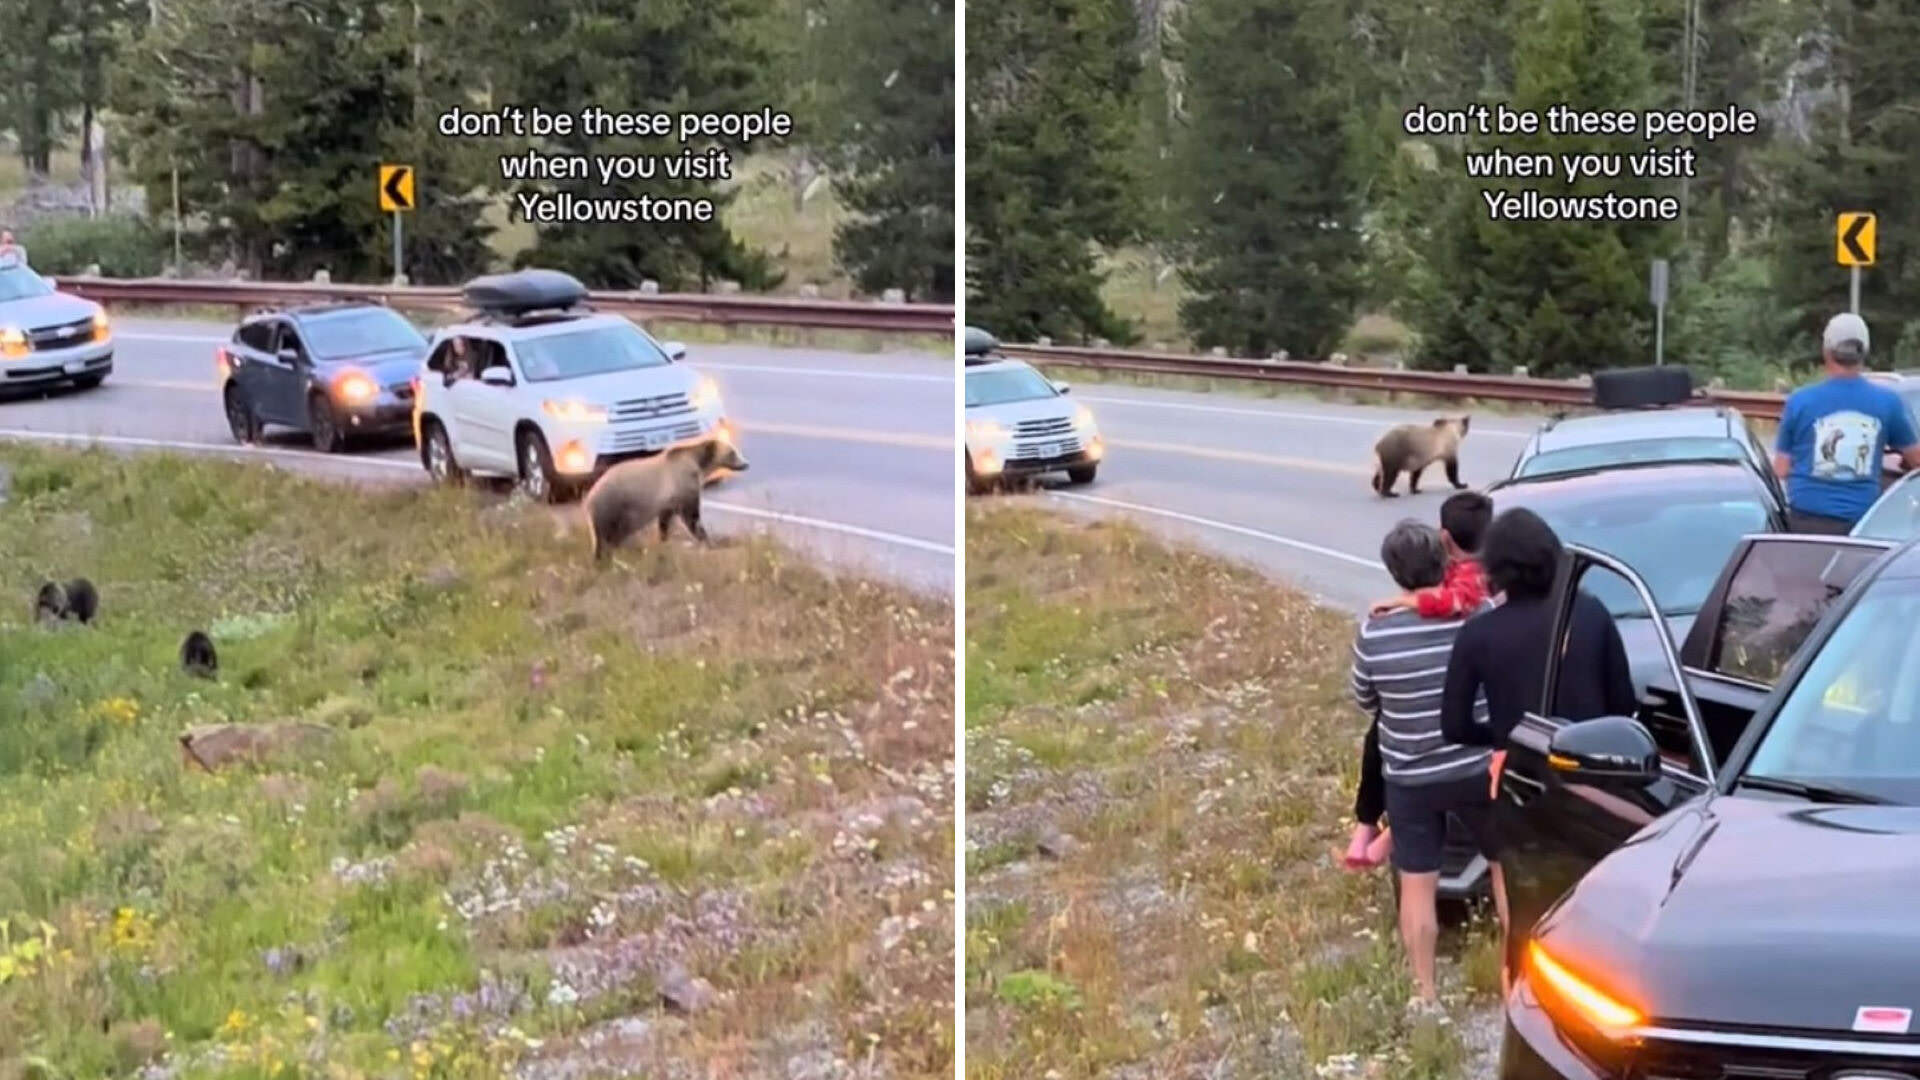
[277,348,300,364]
[1546,715,1662,789]
[1052,380,1072,395]
[662,340,688,362]
[480,366,514,387]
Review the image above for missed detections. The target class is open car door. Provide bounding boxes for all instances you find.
[1494,533,1895,971]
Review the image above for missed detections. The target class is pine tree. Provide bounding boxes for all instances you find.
[114,0,494,283]
[1171,0,1367,358]
[816,0,955,302]
[487,0,780,291]
[1412,0,1670,377]
[1765,0,1920,366]
[966,0,1141,343]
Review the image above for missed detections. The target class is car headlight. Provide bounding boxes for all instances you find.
[1073,404,1097,430]
[0,326,26,359]
[542,399,608,424]
[91,309,110,339]
[967,419,1007,441]
[690,376,722,411]
[333,370,378,405]
[1528,941,1641,1035]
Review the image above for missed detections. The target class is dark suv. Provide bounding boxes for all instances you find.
[1498,532,1920,1079]
[218,301,429,452]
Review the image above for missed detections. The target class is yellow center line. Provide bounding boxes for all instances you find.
[1111,438,1372,477]
[114,379,950,451]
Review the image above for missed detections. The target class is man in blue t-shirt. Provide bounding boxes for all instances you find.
[1772,313,1920,533]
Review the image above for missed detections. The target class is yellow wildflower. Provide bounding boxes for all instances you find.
[219,1009,251,1039]
[95,697,141,725]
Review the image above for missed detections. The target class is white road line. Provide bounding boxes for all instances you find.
[1048,490,1385,571]
[1078,394,1534,438]
[114,333,952,384]
[0,427,954,557]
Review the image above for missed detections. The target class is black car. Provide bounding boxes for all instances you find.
[1498,531,1920,1080]
[1406,462,1793,908]
[1507,366,1788,510]
[218,301,429,452]
[1487,461,1789,693]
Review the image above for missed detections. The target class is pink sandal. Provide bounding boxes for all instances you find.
[1343,824,1382,870]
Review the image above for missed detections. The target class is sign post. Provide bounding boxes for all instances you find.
[1650,258,1670,366]
[1836,211,1876,315]
[378,164,416,282]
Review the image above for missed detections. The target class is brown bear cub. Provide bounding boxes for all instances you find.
[582,436,751,562]
[1370,416,1471,498]
[180,631,219,679]
[34,578,98,624]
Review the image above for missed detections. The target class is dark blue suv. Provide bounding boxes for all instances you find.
[218,302,429,452]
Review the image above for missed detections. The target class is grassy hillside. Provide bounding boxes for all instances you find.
[0,448,952,1078]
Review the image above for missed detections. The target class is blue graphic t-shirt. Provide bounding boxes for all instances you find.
[1776,376,1918,522]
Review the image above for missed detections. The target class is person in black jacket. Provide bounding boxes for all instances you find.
[1438,508,1639,754]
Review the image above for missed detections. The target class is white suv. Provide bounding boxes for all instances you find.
[413,270,733,501]
[963,328,1103,495]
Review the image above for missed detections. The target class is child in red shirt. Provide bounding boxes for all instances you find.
[1344,491,1494,870]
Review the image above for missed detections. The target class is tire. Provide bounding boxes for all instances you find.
[1066,464,1098,486]
[71,373,105,390]
[517,430,563,504]
[224,384,262,445]
[421,419,464,485]
[309,393,346,454]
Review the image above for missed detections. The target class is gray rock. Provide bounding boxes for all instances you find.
[1036,826,1080,860]
[656,966,715,1015]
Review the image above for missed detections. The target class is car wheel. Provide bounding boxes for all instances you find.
[224,384,262,444]
[1066,464,1098,486]
[309,393,346,453]
[421,420,464,485]
[517,430,562,503]
[71,373,105,390]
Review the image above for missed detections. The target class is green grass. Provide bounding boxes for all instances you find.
[964,507,1497,1080]
[0,447,953,1079]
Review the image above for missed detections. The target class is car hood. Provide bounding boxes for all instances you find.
[968,396,1079,428]
[526,363,703,404]
[318,348,426,387]
[1534,795,1920,1032]
[0,291,99,331]
[1614,612,1697,692]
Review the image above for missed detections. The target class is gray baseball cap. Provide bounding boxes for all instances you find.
[1824,312,1871,364]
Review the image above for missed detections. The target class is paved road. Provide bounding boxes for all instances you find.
[1007,383,1543,611]
[0,318,957,593]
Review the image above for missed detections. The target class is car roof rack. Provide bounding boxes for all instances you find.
[462,269,593,326]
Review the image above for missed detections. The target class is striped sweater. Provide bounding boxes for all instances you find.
[1349,604,1492,786]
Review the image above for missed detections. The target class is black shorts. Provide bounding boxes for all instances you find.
[1787,509,1855,535]
[1384,772,1500,875]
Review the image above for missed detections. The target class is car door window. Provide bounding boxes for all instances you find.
[236,321,274,353]
[1705,540,1884,686]
[278,324,309,364]
[426,339,458,377]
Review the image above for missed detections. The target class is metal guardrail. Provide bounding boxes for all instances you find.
[50,277,955,336]
[1000,342,1789,421]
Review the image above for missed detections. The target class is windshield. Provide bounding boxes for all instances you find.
[301,307,426,360]
[1746,577,1920,804]
[1521,488,1774,618]
[0,266,53,303]
[1518,437,1747,478]
[513,323,670,383]
[1853,475,1920,541]
[1901,388,1920,435]
[967,367,1058,408]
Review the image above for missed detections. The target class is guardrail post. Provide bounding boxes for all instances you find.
[1513,366,1529,378]
[640,280,660,295]
[313,269,330,284]
[882,288,905,304]
[716,280,741,295]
